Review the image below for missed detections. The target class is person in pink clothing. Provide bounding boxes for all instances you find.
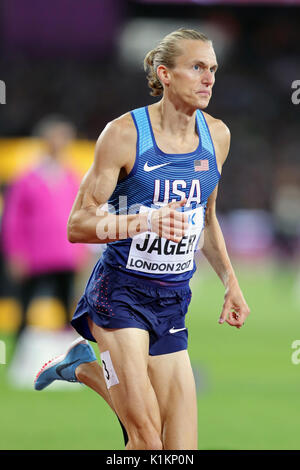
[2,116,88,336]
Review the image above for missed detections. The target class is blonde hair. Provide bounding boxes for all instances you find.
[144,28,211,97]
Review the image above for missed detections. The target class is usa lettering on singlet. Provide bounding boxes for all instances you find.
[102,106,221,282]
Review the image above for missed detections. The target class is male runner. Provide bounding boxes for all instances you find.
[34,29,250,450]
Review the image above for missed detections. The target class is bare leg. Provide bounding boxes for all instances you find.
[88,318,163,450]
[75,360,115,411]
[75,352,128,445]
[148,350,198,450]
[73,340,196,449]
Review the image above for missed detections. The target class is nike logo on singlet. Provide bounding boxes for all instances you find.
[144,161,172,172]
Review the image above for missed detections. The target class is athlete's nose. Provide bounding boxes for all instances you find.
[202,70,215,87]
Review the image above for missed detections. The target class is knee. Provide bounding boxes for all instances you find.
[130,433,163,450]
[145,437,163,451]
[128,422,163,450]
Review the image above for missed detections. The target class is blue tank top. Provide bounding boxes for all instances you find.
[101,105,221,282]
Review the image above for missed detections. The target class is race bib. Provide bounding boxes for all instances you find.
[126,205,204,275]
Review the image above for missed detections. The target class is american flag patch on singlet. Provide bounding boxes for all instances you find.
[194,159,209,171]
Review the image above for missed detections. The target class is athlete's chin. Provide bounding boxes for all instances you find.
[195,95,211,109]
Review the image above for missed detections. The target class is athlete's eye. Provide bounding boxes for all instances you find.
[193,65,200,71]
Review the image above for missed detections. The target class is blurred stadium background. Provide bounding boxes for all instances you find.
[1,0,300,450]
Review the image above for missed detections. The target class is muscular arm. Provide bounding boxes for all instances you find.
[201,115,250,327]
[202,184,238,288]
[67,114,187,244]
[67,115,147,244]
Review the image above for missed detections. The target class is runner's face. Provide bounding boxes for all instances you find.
[168,40,218,110]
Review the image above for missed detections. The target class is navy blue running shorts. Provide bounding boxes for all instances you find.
[71,260,192,356]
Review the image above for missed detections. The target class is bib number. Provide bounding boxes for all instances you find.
[126,205,204,275]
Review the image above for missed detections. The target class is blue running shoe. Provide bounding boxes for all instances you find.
[34,337,97,391]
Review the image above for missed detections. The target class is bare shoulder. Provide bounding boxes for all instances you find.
[94,112,136,170]
[101,112,136,142]
[75,112,137,207]
[202,111,231,167]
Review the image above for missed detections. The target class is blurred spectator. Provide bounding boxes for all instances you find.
[271,164,300,261]
[1,116,88,337]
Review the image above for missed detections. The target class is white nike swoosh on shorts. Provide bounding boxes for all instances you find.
[169,327,187,334]
[144,161,172,172]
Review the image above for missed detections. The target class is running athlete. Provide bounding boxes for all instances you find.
[34,29,250,450]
